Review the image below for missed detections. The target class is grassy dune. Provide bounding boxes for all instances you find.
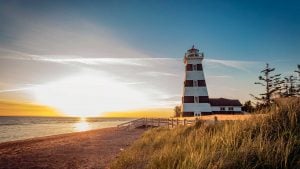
[111,98,300,169]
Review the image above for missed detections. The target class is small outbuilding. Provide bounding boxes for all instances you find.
[210,98,242,114]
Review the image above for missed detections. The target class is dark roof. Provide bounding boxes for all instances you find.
[210,98,242,106]
[187,45,199,52]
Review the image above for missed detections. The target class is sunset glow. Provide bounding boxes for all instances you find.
[0,0,298,117]
[31,71,154,117]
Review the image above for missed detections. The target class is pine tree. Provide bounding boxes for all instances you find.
[251,63,282,106]
[282,75,297,97]
[294,64,300,96]
[242,100,254,113]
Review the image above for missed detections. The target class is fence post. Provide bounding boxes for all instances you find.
[184,119,186,126]
[171,119,174,128]
[151,118,153,127]
[158,118,160,127]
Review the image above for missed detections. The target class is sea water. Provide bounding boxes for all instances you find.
[0,116,134,143]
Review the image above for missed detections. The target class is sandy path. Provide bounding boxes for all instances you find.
[0,127,145,169]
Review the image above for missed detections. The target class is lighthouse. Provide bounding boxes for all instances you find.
[182,46,212,116]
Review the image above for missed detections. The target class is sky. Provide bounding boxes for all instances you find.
[0,0,299,117]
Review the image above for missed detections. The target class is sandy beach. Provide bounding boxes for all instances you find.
[0,127,145,169]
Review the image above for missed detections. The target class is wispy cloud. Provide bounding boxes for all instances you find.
[207,75,233,79]
[205,59,258,71]
[142,71,178,77]
[1,49,257,71]
[0,87,33,93]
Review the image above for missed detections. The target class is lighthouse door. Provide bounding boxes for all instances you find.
[195,112,201,116]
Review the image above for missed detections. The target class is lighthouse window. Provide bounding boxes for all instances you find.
[193,65,197,71]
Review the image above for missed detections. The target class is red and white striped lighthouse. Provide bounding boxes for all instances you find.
[182,46,212,116]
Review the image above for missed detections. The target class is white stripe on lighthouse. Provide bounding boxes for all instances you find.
[183,103,212,112]
[184,87,209,96]
[185,71,205,80]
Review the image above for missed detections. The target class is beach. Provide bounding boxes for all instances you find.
[0,127,145,169]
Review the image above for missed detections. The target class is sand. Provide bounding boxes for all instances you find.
[0,127,145,169]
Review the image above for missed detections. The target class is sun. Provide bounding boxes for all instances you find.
[31,71,154,117]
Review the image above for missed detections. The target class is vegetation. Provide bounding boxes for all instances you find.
[174,105,181,117]
[242,100,255,113]
[111,98,300,169]
[251,63,283,106]
[250,64,299,109]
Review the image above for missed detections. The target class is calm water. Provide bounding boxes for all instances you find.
[0,116,134,143]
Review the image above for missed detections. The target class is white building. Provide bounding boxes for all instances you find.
[210,98,242,114]
[181,46,242,117]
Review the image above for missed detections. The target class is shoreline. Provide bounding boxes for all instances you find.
[0,127,118,146]
[0,127,146,169]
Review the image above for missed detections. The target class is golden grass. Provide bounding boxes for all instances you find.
[182,114,256,121]
[111,97,300,169]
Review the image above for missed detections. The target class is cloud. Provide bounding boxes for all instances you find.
[207,75,233,79]
[205,59,258,71]
[142,71,178,77]
[0,87,33,93]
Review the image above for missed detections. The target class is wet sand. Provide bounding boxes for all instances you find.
[0,127,145,169]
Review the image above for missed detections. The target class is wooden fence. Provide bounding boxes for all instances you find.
[117,118,199,130]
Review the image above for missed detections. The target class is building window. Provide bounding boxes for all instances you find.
[220,107,225,111]
[229,107,234,111]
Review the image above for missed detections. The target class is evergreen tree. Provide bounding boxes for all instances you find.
[251,63,282,106]
[294,64,300,96]
[282,75,297,97]
[242,100,254,113]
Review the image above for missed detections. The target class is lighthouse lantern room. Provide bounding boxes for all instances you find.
[182,46,212,116]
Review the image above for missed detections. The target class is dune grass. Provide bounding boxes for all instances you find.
[111,98,300,169]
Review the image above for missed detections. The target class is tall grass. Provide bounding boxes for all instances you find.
[111,98,300,169]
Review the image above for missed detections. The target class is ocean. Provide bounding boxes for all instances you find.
[0,116,134,143]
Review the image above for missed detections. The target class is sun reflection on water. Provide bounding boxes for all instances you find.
[74,117,90,132]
